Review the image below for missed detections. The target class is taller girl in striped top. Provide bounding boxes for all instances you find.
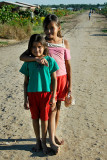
[20,14,72,154]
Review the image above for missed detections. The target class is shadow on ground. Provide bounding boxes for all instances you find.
[0,138,55,157]
[90,34,107,36]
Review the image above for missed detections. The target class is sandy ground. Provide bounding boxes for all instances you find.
[0,12,107,160]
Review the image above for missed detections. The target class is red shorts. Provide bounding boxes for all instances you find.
[56,74,68,101]
[28,92,51,121]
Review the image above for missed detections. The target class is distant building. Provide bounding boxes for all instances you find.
[98,6,105,10]
[67,7,74,11]
[16,2,40,11]
[51,8,57,10]
[0,1,39,11]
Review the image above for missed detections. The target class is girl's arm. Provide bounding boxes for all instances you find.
[65,60,72,92]
[20,50,48,66]
[64,39,72,92]
[50,72,57,111]
[24,75,29,110]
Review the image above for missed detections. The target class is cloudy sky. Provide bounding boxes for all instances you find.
[0,0,106,5]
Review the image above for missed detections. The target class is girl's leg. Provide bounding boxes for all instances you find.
[32,119,41,152]
[55,100,61,129]
[49,109,60,154]
[55,100,64,145]
[41,120,48,154]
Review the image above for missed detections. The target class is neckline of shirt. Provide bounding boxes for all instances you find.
[46,41,65,48]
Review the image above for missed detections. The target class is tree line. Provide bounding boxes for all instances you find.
[41,3,107,10]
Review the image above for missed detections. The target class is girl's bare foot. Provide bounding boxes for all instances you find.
[32,139,42,152]
[50,143,60,154]
[55,136,64,145]
[41,140,48,154]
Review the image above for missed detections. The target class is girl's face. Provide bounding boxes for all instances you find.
[44,21,60,39]
[31,42,44,57]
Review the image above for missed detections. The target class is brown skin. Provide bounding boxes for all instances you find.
[64,39,72,92]
[24,76,29,110]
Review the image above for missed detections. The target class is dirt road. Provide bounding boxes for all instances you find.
[0,12,107,160]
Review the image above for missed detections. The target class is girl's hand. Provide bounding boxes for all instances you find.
[38,58,48,66]
[24,100,29,110]
[49,97,56,111]
[68,90,72,95]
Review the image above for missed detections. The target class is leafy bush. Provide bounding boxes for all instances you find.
[101,8,107,17]
[8,17,31,26]
[54,9,66,17]
[34,8,49,17]
[18,9,32,18]
[0,5,19,24]
[54,9,77,17]
[0,4,33,39]
[95,8,107,17]
[31,15,45,26]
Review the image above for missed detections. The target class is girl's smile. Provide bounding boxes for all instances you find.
[31,42,44,58]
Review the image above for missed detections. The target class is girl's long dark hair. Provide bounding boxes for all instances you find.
[43,14,62,38]
[28,34,49,56]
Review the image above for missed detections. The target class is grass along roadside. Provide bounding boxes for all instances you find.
[0,23,44,47]
[0,41,8,46]
[102,29,107,33]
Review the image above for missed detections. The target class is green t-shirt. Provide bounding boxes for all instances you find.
[19,56,59,92]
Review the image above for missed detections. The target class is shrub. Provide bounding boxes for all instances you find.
[32,16,45,26]
[18,9,32,18]
[8,17,31,26]
[95,8,107,17]
[54,9,66,17]
[54,9,76,17]
[0,5,19,24]
[34,8,49,17]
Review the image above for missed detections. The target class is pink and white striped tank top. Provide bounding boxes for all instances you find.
[47,41,71,77]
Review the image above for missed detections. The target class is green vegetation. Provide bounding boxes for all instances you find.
[95,3,107,17]
[0,5,48,40]
[0,5,32,40]
[102,29,107,33]
[0,41,8,46]
[0,2,106,45]
[0,5,19,24]
[32,25,44,34]
[0,4,80,42]
[34,8,51,17]
[41,4,105,10]
[95,8,107,17]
